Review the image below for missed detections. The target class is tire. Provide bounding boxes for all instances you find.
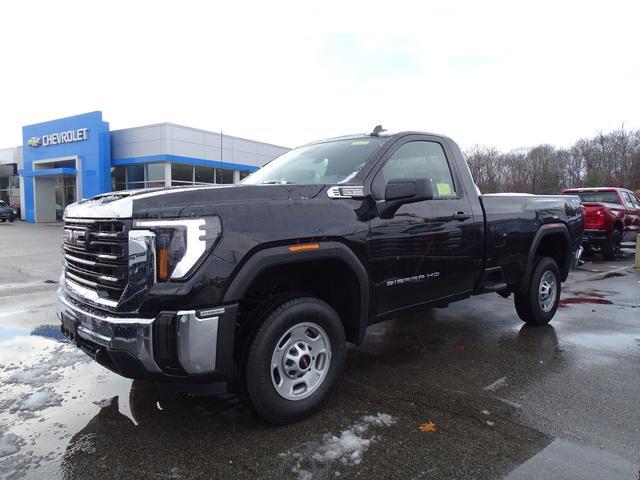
[514,256,561,325]
[0,219,5,223]
[245,296,346,424]
[601,230,621,261]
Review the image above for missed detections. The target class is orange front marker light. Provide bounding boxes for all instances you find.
[157,248,170,281]
[288,243,320,253]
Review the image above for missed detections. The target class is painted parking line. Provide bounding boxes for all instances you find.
[575,264,635,282]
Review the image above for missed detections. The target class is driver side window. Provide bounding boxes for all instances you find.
[381,141,456,198]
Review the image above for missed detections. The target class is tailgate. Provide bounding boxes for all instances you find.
[581,202,604,228]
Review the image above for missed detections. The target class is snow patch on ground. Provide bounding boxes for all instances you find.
[0,432,23,458]
[0,338,90,474]
[279,413,396,479]
[92,398,113,408]
[5,368,61,386]
[0,450,44,480]
[10,388,63,413]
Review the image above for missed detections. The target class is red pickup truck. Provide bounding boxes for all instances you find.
[562,187,640,260]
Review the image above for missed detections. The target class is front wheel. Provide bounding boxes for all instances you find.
[245,296,346,424]
[514,256,561,325]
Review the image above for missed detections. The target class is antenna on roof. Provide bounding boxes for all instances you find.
[370,125,386,137]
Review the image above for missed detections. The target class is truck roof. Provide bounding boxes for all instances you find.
[562,187,623,192]
[303,130,450,147]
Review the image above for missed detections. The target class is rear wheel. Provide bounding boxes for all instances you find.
[245,296,345,424]
[515,256,561,325]
[601,230,621,261]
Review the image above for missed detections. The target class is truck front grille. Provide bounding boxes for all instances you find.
[63,218,131,304]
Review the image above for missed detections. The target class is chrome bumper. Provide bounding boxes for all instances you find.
[57,289,224,376]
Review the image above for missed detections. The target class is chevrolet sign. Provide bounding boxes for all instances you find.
[27,128,88,148]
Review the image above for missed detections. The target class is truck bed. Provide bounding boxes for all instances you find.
[479,194,583,290]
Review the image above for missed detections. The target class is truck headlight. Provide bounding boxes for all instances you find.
[133,216,222,281]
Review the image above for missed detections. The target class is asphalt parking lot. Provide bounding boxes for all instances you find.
[0,221,639,480]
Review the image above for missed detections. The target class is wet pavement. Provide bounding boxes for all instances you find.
[0,221,639,479]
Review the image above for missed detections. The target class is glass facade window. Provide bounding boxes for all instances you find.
[53,160,76,169]
[195,165,215,184]
[111,166,126,191]
[171,163,193,185]
[0,164,19,211]
[126,165,145,189]
[55,176,76,220]
[145,163,165,188]
[216,168,234,184]
[110,162,244,191]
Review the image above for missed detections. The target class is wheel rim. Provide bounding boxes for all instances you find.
[270,322,331,401]
[538,270,557,313]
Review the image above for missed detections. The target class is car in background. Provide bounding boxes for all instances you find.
[562,187,640,260]
[0,200,18,222]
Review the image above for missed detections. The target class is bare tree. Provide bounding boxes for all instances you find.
[465,127,640,193]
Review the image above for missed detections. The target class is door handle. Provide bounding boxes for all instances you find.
[452,212,471,221]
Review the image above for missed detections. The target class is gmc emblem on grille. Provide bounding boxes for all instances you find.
[63,228,85,247]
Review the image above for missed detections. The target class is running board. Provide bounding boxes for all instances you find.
[481,281,508,293]
[478,266,509,295]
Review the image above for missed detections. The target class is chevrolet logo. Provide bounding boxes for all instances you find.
[27,137,42,148]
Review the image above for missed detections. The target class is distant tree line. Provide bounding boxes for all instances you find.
[465,126,640,194]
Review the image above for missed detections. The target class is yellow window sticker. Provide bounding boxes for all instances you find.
[436,183,452,196]
[351,140,370,145]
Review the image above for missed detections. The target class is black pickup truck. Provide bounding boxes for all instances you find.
[57,129,583,424]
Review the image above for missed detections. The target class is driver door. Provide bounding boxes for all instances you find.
[367,137,481,318]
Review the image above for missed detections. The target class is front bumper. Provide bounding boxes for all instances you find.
[57,289,237,381]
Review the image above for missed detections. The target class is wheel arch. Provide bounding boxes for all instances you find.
[223,242,370,344]
[520,224,571,292]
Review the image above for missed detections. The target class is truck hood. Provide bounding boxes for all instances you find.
[64,184,327,219]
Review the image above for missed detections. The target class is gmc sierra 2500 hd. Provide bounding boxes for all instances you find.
[58,128,583,424]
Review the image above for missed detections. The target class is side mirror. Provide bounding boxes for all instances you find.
[377,178,433,219]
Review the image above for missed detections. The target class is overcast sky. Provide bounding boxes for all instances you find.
[1,0,638,151]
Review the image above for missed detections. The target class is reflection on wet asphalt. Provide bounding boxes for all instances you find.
[1,223,639,479]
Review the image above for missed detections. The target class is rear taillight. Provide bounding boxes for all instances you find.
[593,207,606,227]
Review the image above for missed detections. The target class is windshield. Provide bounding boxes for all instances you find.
[0,201,7,208]
[242,138,386,185]
[575,191,620,204]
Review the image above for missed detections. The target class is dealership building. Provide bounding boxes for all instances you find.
[0,111,289,222]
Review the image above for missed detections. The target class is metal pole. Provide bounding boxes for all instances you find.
[635,234,640,268]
